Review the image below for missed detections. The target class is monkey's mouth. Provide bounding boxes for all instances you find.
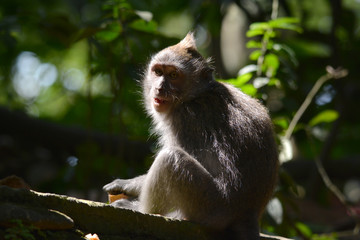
[154,97,168,104]
[153,97,171,112]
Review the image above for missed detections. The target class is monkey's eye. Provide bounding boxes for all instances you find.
[169,71,178,79]
[154,69,163,76]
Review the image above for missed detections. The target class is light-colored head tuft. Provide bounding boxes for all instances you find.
[178,32,197,50]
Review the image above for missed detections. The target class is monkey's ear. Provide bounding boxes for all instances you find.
[179,32,197,50]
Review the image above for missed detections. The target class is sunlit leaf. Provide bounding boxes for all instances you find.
[240,84,257,96]
[246,40,262,49]
[266,198,283,224]
[249,22,270,31]
[264,53,280,69]
[269,17,299,26]
[269,17,302,33]
[135,10,153,21]
[249,50,262,61]
[253,77,269,88]
[246,29,265,37]
[238,64,257,75]
[309,110,339,126]
[264,30,277,39]
[263,53,280,77]
[237,73,253,85]
[234,73,253,87]
[221,73,253,89]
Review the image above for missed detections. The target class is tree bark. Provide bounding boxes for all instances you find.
[0,186,292,240]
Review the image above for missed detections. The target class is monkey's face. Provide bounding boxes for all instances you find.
[143,33,213,115]
[148,62,186,113]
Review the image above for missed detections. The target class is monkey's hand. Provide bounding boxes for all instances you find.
[103,175,146,197]
[103,179,128,195]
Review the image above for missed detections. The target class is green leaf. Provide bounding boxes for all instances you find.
[235,73,253,87]
[249,22,270,31]
[95,22,122,42]
[240,84,257,96]
[249,50,262,61]
[246,40,262,49]
[269,17,302,33]
[129,19,157,33]
[291,40,331,57]
[295,222,312,238]
[222,73,253,89]
[273,117,289,130]
[275,23,302,33]
[309,110,339,126]
[273,43,298,66]
[268,78,280,87]
[269,17,300,26]
[263,53,280,77]
[264,54,280,69]
[264,30,277,39]
[246,29,265,37]
[313,233,338,240]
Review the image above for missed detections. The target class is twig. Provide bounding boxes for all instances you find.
[271,0,279,20]
[284,66,348,140]
[306,129,347,205]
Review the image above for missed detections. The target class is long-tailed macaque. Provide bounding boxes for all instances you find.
[103,33,279,240]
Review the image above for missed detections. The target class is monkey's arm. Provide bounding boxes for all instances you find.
[139,148,221,218]
[103,174,146,197]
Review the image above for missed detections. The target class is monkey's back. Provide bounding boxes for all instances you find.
[167,80,279,220]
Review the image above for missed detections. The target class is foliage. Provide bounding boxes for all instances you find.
[222,2,357,239]
[4,220,44,240]
[225,16,301,99]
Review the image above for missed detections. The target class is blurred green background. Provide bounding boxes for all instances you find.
[1,0,360,239]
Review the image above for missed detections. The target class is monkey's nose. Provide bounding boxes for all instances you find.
[156,87,165,95]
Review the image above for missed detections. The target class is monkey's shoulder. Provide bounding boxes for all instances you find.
[192,81,267,115]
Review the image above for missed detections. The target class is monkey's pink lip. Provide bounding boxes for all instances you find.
[154,98,166,104]
[154,97,169,105]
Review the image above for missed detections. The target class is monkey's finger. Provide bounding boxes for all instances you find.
[103,179,126,194]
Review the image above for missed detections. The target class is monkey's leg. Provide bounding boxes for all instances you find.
[139,147,221,224]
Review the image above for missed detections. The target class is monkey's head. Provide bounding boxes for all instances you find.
[143,33,213,114]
